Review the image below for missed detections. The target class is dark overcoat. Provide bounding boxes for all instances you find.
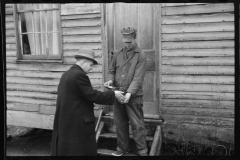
[51,64,115,156]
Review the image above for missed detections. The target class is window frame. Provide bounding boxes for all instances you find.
[13,4,63,61]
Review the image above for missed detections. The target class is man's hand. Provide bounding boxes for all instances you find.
[104,80,113,88]
[114,91,125,102]
[123,93,131,103]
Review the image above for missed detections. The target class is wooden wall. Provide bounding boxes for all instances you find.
[6,3,235,146]
[6,4,103,129]
[160,3,234,145]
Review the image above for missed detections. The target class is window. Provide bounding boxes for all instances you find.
[14,4,62,60]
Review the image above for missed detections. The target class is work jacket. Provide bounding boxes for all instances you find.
[51,64,115,156]
[108,43,147,97]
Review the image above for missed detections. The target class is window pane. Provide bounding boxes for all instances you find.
[33,5,47,55]
[48,33,60,55]
[20,13,33,34]
[17,3,61,58]
[47,10,60,33]
[22,33,34,55]
[22,34,32,55]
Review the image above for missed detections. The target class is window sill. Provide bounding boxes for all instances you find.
[16,60,64,63]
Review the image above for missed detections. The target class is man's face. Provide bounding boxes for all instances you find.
[82,59,94,74]
[123,40,135,50]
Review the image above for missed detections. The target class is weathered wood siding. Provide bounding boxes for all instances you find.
[6,4,103,129]
[160,3,234,145]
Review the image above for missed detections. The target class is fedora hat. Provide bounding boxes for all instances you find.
[74,48,98,65]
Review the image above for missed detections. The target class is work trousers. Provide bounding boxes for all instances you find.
[113,96,148,155]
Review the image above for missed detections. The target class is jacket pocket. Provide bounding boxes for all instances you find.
[83,114,96,122]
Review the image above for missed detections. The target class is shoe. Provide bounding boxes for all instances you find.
[112,150,126,156]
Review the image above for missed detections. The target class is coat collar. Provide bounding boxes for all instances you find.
[71,64,85,73]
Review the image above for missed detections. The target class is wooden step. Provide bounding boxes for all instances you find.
[97,148,115,156]
[97,148,138,156]
[101,115,164,125]
[99,132,154,141]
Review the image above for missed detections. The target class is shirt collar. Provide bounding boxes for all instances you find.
[122,43,140,53]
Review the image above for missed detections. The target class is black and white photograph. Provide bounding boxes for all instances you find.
[4,2,236,157]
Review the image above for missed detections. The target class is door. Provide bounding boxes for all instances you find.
[106,3,160,117]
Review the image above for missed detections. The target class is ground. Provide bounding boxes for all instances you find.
[6,126,52,156]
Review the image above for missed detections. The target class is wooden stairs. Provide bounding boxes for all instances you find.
[95,113,164,156]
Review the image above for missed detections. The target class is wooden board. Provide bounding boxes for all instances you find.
[162,122,234,145]
[62,26,101,35]
[63,35,102,43]
[162,91,234,101]
[5,4,13,8]
[6,29,15,37]
[162,83,234,93]
[162,40,234,49]
[7,96,56,106]
[160,107,234,118]
[7,76,102,86]
[7,70,64,79]
[7,76,60,86]
[162,13,234,24]
[162,31,234,41]
[7,103,39,112]
[61,4,100,15]
[162,48,234,57]
[63,56,103,65]
[39,105,56,115]
[7,63,102,73]
[162,57,234,66]
[6,7,13,15]
[162,65,234,75]
[7,83,102,93]
[6,15,14,22]
[61,13,101,20]
[6,21,15,29]
[7,110,54,130]
[7,83,58,93]
[7,91,58,100]
[62,18,101,27]
[149,125,162,156]
[162,22,234,33]
[162,3,207,7]
[162,75,234,84]
[162,114,234,127]
[6,44,16,50]
[162,99,234,109]
[63,49,102,57]
[162,3,234,15]
[63,43,102,50]
[6,37,16,44]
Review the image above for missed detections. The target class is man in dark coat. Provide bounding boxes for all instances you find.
[51,48,125,156]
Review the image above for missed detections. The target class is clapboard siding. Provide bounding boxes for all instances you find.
[6,29,15,37]
[63,35,102,43]
[62,26,102,35]
[162,13,234,24]
[6,3,104,124]
[162,48,234,57]
[161,3,234,145]
[162,31,234,41]
[162,22,234,33]
[162,99,234,109]
[162,83,234,93]
[162,3,234,15]
[162,57,234,66]
[162,65,234,75]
